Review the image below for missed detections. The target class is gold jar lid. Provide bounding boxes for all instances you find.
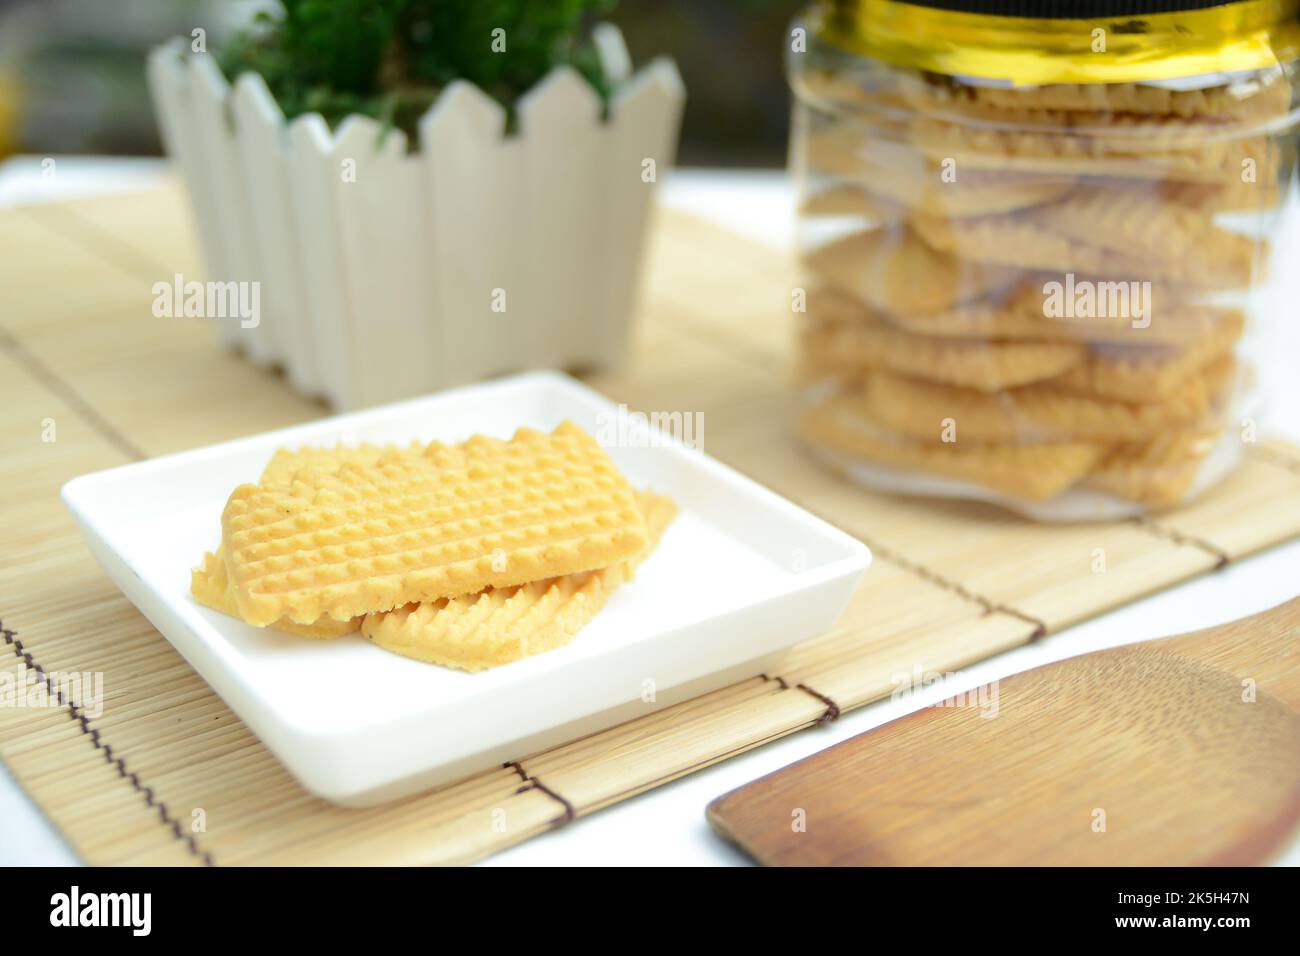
[814,0,1300,84]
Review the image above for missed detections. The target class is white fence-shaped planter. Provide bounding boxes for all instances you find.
[147,27,684,409]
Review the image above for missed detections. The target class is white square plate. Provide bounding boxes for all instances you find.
[62,372,870,805]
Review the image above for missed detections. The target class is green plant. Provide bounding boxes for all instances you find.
[219,0,618,137]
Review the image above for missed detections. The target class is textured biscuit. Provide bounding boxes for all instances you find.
[1057,313,1245,402]
[879,296,1060,341]
[191,548,361,638]
[799,398,1101,501]
[808,286,1038,338]
[912,114,1269,182]
[362,492,677,671]
[194,435,642,636]
[857,361,1225,444]
[1031,286,1245,346]
[896,293,1238,346]
[912,211,1248,288]
[266,431,599,495]
[802,315,1085,391]
[912,211,1145,277]
[220,422,648,626]
[1083,428,1224,509]
[803,127,1077,217]
[810,284,1239,347]
[275,433,543,492]
[900,78,1290,132]
[802,227,1023,315]
[795,68,914,118]
[1024,190,1258,288]
[917,75,1293,121]
[1152,173,1282,216]
[259,442,412,490]
[191,443,395,635]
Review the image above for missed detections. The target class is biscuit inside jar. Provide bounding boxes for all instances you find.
[789,0,1298,518]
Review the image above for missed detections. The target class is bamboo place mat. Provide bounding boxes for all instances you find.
[3,180,1300,866]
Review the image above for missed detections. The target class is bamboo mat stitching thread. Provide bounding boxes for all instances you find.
[503,668,847,829]
[506,761,576,826]
[1,619,215,866]
[1126,517,1231,570]
[762,674,842,724]
[517,697,847,814]
[856,535,1050,639]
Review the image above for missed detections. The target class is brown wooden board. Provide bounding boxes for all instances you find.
[707,598,1300,866]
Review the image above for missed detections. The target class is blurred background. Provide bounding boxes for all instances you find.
[0,0,801,166]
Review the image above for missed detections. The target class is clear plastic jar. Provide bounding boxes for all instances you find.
[787,0,1300,519]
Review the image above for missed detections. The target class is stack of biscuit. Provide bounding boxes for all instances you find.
[191,422,677,671]
[795,67,1293,510]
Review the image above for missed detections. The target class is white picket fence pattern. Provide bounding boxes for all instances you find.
[146,27,684,409]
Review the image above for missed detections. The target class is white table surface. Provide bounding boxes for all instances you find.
[1,156,1297,867]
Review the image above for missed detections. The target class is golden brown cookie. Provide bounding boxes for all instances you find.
[912,211,1144,277]
[916,74,1292,122]
[799,398,1102,501]
[1083,427,1225,509]
[809,283,1240,347]
[912,210,1249,287]
[192,445,395,636]
[1057,314,1244,402]
[1151,172,1282,215]
[259,442,413,490]
[884,301,1093,341]
[900,75,1291,133]
[912,116,1268,183]
[856,362,1224,444]
[795,68,914,119]
[361,492,677,672]
[803,126,1077,217]
[808,284,1045,339]
[802,312,1086,391]
[802,227,1023,315]
[1030,281,1245,346]
[191,548,361,638]
[220,422,648,626]
[1024,189,1258,288]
